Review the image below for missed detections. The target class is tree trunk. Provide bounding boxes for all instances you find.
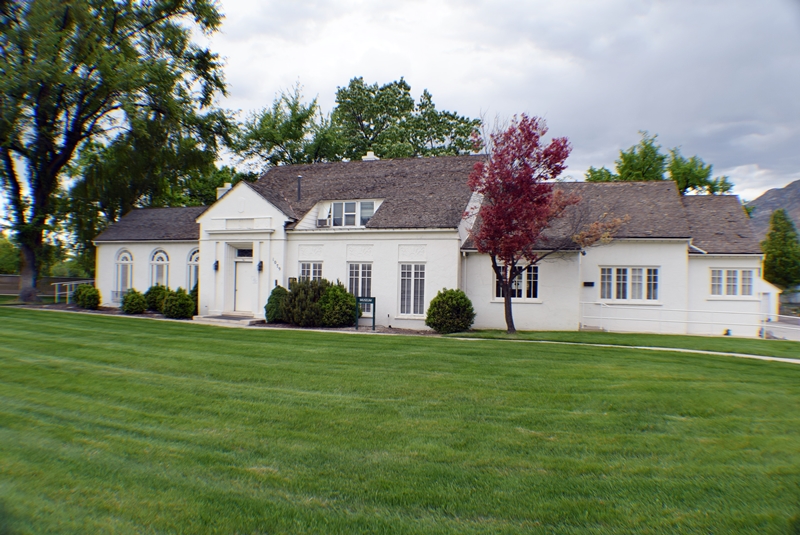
[503,290,516,334]
[17,243,39,301]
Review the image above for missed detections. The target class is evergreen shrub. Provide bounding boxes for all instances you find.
[73,284,101,310]
[265,285,289,323]
[144,284,170,313]
[285,279,331,327]
[121,289,147,314]
[319,282,357,327]
[163,287,195,319]
[425,288,475,334]
[190,283,199,316]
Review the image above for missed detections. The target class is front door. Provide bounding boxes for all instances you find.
[234,261,254,312]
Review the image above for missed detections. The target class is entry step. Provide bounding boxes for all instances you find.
[193,315,266,326]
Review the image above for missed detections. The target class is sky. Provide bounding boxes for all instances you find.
[202,0,800,201]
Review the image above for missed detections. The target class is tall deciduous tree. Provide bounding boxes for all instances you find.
[586,132,732,195]
[0,0,226,299]
[332,77,480,160]
[761,209,800,291]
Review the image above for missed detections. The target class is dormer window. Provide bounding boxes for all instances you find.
[323,200,377,228]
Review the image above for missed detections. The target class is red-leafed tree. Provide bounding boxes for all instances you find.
[468,115,624,333]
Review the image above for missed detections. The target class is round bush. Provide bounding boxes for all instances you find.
[319,283,357,327]
[144,284,170,313]
[265,285,289,323]
[285,279,331,327]
[121,289,147,314]
[73,284,100,310]
[163,287,195,319]
[425,288,475,334]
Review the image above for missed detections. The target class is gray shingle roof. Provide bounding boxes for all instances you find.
[94,206,207,242]
[250,156,479,229]
[681,195,761,254]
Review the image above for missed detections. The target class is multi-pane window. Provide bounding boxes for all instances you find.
[348,263,372,313]
[495,265,539,299]
[300,262,322,282]
[329,201,376,227]
[400,263,425,315]
[601,266,659,301]
[115,250,134,302]
[601,268,613,299]
[150,250,169,287]
[187,249,200,291]
[711,268,753,297]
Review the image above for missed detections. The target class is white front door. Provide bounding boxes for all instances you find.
[234,261,254,312]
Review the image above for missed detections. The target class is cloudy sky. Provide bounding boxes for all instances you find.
[203,0,800,200]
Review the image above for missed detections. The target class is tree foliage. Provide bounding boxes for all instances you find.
[762,209,800,291]
[469,115,625,334]
[585,132,733,195]
[0,0,227,296]
[0,236,19,274]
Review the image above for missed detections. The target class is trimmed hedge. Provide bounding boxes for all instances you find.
[425,288,475,334]
[265,285,289,323]
[144,284,170,313]
[73,284,101,310]
[319,282,357,327]
[163,288,195,319]
[285,279,332,327]
[121,289,147,314]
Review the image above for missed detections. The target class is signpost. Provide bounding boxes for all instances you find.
[355,297,376,331]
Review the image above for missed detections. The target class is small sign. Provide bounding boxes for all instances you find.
[355,297,376,331]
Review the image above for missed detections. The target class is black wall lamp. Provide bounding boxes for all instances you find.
[213,260,219,271]
[257,261,264,272]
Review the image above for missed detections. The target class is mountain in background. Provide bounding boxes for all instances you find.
[745,180,800,241]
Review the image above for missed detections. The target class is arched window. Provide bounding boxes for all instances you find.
[115,250,134,302]
[150,249,170,288]
[187,249,200,291]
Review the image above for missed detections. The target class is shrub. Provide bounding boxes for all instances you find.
[121,289,147,314]
[144,284,170,313]
[190,283,199,316]
[73,284,101,310]
[265,285,289,323]
[285,278,331,327]
[163,287,195,319]
[425,288,475,334]
[319,282,357,327]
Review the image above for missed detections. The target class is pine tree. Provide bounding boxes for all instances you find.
[762,209,800,290]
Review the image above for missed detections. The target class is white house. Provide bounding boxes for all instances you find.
[94,155,778,337]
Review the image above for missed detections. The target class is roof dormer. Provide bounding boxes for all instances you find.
[313,199,383,229]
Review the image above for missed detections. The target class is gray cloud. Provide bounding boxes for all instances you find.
[210,0,800,198]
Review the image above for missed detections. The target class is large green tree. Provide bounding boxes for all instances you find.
[586,132,733,195]
[0,0,226,299]
[761,209,800,291]
[331,77,480,160]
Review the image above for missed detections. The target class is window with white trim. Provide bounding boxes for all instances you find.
[326,201,376,227]
[150,250,169,287]
[400,263,425,315]
[710,268,753,296]
[300,262,322,282]
[187,249,199,291]
[115,250,134,302]
[495,265,539,299]
[600,266,659,301]
[348,263,372,313]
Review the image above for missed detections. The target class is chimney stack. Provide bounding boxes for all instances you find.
[361,150,379,161]
[216,182,232,200]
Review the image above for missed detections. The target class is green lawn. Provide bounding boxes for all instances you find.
[451,330,800,360]
[1,308,799,534]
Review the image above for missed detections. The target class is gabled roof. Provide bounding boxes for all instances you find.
[681,195,761,254]
[250,156,479,229]
[462,180,692,251]
[94,206,207,242]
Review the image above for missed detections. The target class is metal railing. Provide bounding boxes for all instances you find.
[52,280,95,304]
[580,301,800,340]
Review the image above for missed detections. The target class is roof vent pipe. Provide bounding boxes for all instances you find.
[297,175,302,202]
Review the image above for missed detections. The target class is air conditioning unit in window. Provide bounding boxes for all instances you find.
[317,219,329,228]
